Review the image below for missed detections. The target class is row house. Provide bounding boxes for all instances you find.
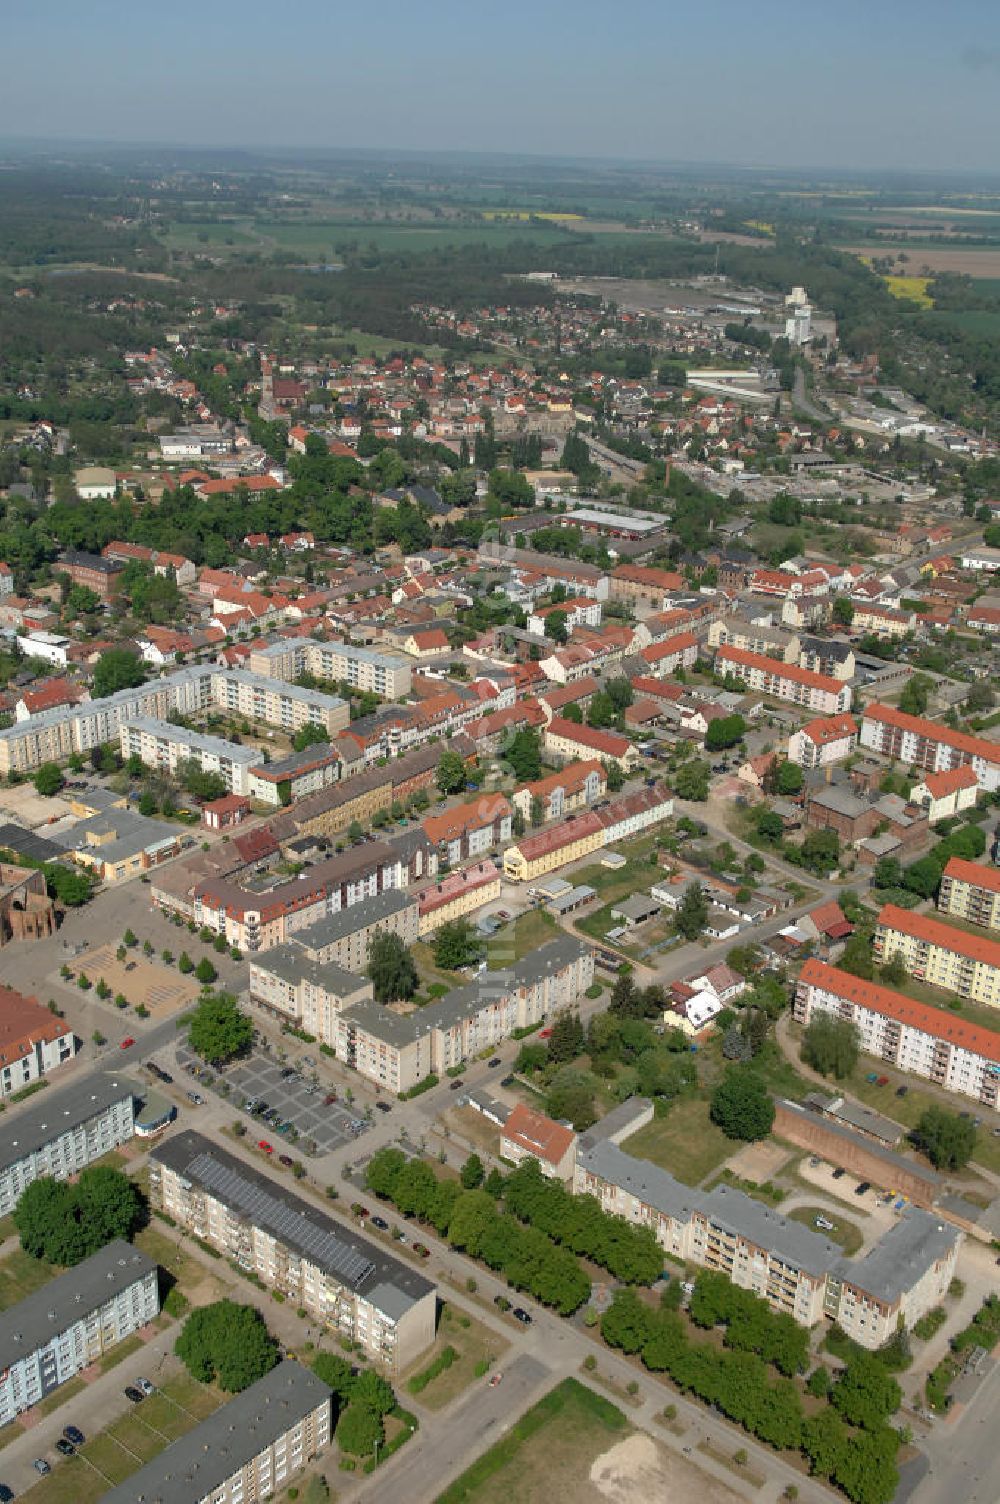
[504,784,673,883]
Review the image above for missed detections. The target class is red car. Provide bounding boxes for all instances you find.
[324,1093,337,1105]
[257,1140,273,1154]
[120,1037,135,1050]
[538,1028,552,1039]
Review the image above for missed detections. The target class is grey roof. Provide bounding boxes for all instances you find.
[0,823,64,863]
[252,945,371,1000]
[777,1098,940,1188]
[250,741,342,780]
[0,1241,155,1370]
[53,808,179,864]
[152,1132,433,1318]
[835,1208,958,1303]
[809,786,868,818]
[292,888,417,955]
[611,894,663,922]
[577,1139,704,1225]
[99,1361,332,1504]
[0,1073,137,1174]
[578,1097,653,1151]
[124,717,262,767]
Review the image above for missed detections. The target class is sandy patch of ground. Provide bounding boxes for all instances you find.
[590,1433,742,1504]
[725,1139,792,1182]
[67,944,201,1016]
[0,784,70,829]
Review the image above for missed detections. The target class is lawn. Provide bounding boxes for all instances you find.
[786,1205,864,1256]
[621,1099,733,1187]
[403,1302,509,1412]
[0,1247,57,1310]
[487,908,559,968]
[435,1377,630,1504]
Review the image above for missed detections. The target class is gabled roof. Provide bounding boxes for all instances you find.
[501,1103,576,1166]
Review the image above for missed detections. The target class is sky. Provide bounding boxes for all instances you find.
[4,0,1000,175]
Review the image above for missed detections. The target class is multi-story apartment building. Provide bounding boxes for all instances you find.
[413,860,502,936]
[58,549,124,601]
[910,767,979,825]
[638,630,700,678]
[277,889,420,973]
[610,563,685,611]
[0,986,77,1098]
[247,742,343,806]
[249,637,412,700]
[575,1136,959,1348]
[716,646,851,714]
[527,597,602,637]
[0,1241,159,1426]
[150,1133,436,1371]
[336,936,594,1092]
[190,842,402,953]
[0,664,348,777]
[707,616,800,663]
[787,712,858,769]
[249,950,373,1039]
[504,784,673,882]
[794,958,1000,1109]
[0,1073,137,1216]
[873,903,1000,1006]
[100,1362,333,1504]
[119,718,262,796]
[511,760,606,824]
[797,637,855,682]
[859,704,1000,795]
[421,794,511,867]
[279,737,475,841]
[543,717,641,771]
[938,856,1000,932]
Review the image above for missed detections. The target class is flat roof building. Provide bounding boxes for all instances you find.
[0,1072,138,1216]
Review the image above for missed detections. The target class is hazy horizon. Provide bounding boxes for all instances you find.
[5,0,999,176]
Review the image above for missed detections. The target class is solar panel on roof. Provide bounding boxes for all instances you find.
[187,1152,375,1288]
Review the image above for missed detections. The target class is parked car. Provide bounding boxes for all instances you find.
[895,1085,908,1097]
[371,1216,389,1231]
[413,1242,430,1258]
[489,1372,503,1387]
[124,1386,145,1404]
[324,1093,338,1105]
[449,1078,464,1091]
[512,1307,532,1325]
[854,1181,871,1196]
[355,1206,370,1219]
[375,1100,392,1112]
[815,1216,835,1231]
[55,1439,75,1457]
[33,1459,51,1475]
[63,1425,85,1445]
[135,1378,154,1396]
[278,1154,294,1167]
[186,1092,204,1106]
[488,1057,502,1067]
[832,1167,846,1180]
[257,1140,274,1154]
[120,1037,135,1050]
[0,1482,14,1501]
[876,1076,889,1087]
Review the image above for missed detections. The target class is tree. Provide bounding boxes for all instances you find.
[460,1153,485,1189]
[14,1168,143,1266]
[175,1301,278,1392]
[587,691,616,728]
[33,762,65,797]
[336,1403,384,1457]
[351,1368,395,1416]
[194,957,218,985]
[832,597,855,627]
[756,809,784,844]
[674,759,710,801]
[311,1351,356,1405]
[178,951,194,974]
[776,761,804,796]
[839,930,875,980]
[802,1015,860,1080]
[187,991,253,1066]
[436,748,468,795]
[139,789,157,816]
[706,714,746,752]
[879,951,908,986]
[347,819,365,843]
[899,673,932,717]
[832,1354,901,1429]
[504,727,542,782]
[561,702,583,724]
[92,648,146,698]
[674,881,708,941]
[710,1071,775,1141]
[547,1009,584,1063]
[545,1066,597,1130]
[546,609,569,645]
[434,918,480,971]
[606,760,625,793]
[368,931,418,1003]
[912,1106,976,1170]
[799,828,840,875]
[292,722,330,753]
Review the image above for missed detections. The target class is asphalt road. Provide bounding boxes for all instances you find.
[911,1361,1000,1504]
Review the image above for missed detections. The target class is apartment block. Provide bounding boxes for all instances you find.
[211,669,351,738]
[249,637,412,699]
[190,842,402,953]
[119,718,262,795]
[787,713,858,769]
[859,703,1000,795]
[511,760,606,824]
[247,742,343,806]
[707,616,800,663]
[575,1136,958,1348]
[248,949,373,1040]
[938,857,1000,932]
[150,1133,436,1371]
[279,889,420,973]
[874,903,1000,1006]
[543,717,641,771]
[716,646,851,714]
[100,1362,332,1504]
[610,563,685,611]
[58,550,124,601]
[421,793,512,866]
[0,1073,137,1216]
[0,986,77,1098]
[413,860,502,936]
[795,958,1000,1108]
[336,936,594,1093]
[503,784,673,882]
[0,1241,158,1426]
[910,767,979,824]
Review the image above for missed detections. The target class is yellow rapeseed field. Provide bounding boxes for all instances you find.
[882,274,934,308]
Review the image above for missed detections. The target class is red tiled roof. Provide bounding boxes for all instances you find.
[0,986,67,1063]
[877,902,1000,967]
[863,703,1000,767]
[546,717,632,758]
[799,713,858,747]
[422,794,510,846]
[941,856,1000,897]
[718,646,843,695]
[921,766,979,798]
[501,1103,576,1166]
[799,958,1000,1065]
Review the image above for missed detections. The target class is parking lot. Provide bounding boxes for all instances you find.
[176,1045,373,1155]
